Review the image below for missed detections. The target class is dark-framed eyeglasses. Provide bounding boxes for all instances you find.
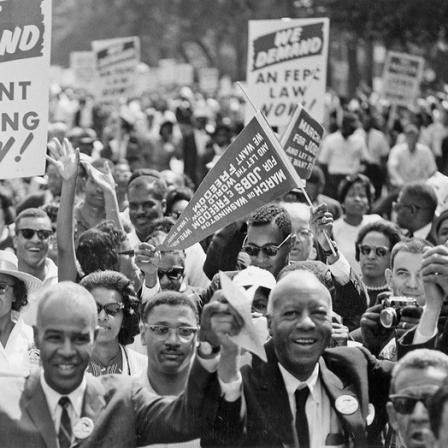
[243,233,292,257]
[17,228,53,241]
[157,266,184,280]
[393,202,426,214]
[145,324,198,342]
[96,302,125,317]
[358,244,389,257]
[389,393,434,414]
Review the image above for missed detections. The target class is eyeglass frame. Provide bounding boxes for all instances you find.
[389,393,435,414]
[96,302,125,317]
[143,323,199,343]
[157,266,185,280]
[358,244,390,257]
[393,201,431,214]
[16,228,54,241]
[242,233,292,258]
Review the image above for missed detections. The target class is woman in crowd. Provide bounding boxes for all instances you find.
[80,270,146,376]
[165,187,193,220]
[0,190,15,252]
[332,174,382,273]
[355,220,402,306]
[433,208,448,245]
[0,250,41,375]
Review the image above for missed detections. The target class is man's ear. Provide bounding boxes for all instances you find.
[33,326,40,349]
[267,314,273,337]
[385,268,392,287]
[161,199,167,214]
[386,402,399,432]
[140,323,147,346]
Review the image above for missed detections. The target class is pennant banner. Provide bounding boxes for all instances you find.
[280,104,324,179]
[161,111,303,250]
[0,0,52,179]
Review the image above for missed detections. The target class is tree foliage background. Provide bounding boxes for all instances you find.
[52,0,448,89]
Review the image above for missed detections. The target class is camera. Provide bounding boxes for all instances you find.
[379,297,419,329]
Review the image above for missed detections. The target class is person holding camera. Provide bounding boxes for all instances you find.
[359,238,431,360]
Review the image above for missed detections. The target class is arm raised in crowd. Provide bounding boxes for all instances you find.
[47,138,79,282]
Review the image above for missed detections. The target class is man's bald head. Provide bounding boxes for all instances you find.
[267,269,332,315]
[36,281,98,330]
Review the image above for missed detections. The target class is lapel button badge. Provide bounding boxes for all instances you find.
[335,395,359,415]
[73,417,94,439]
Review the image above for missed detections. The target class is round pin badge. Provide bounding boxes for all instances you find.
[335,395,359,415]
[73,417,94,439]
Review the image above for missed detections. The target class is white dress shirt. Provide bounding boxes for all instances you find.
[278,363,344,447]
[40,370,86,439]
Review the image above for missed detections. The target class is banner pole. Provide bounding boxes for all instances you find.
[237,82,258,114]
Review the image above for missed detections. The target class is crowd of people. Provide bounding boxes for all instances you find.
[2,84,448,447]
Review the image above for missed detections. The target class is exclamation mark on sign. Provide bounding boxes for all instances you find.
[15,132,34,162]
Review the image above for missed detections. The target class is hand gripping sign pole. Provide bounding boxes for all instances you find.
[238,82,336,256]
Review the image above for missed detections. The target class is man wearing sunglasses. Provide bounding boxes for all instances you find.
[386,349,448,448]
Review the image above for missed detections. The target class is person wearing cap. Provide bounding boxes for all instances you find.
[0,250,42,376]
[388,124,437,188]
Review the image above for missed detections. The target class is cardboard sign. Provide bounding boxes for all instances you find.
[160,111,303,250]
[92,36,140,103]
[382,51,424,106]
[280,104,324,179]
[70,51,96,91]
[0,0,52,179]
[246,18,329,127]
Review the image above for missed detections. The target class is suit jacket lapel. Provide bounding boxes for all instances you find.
[24,371,58,448]
[74,375,106,447]
[319,358,367,447]
[252,341,295,445]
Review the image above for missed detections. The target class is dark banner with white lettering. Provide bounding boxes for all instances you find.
[160,111,303,250]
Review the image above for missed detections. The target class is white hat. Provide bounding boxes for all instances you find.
[0,251,42,293]
[233,266,276,302]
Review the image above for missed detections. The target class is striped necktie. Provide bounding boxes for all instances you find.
[58,396,72,448]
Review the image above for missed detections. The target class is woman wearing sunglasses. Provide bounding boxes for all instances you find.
[355,220,402,306]
[80,270,146,376]
[332,174,382,274]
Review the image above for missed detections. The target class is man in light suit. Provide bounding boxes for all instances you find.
[0,281,243,448]
[239,269,395,448]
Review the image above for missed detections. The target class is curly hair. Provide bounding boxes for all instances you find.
[80,270,141,345]
[355,220,402,262]
[165,187,194,216]
[248,203,291,240]
[11,278,28,312]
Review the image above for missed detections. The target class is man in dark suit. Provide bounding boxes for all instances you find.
[0,281,243,448]
[240,269,394,448]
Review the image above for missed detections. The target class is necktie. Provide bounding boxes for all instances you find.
[58,396,72,448]
[295,386,310,448]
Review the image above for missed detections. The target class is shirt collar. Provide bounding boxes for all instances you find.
[40,369,87,419]
[413,222,432,239]
[278,362,321,403]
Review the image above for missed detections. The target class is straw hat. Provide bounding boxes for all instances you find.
[0,250,42,293]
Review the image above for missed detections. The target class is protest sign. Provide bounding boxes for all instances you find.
[70,51,96,91]
[198,67,219,95]
[280,104,324,179]
[246,18,329,128]
[0,0,52,179]
[382,51,424,106]
[160,111,304,250]
[92,36,140,103]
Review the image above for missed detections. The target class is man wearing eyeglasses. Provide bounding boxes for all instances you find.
[139,291,201,448]
[393,183,437,241]
[386,349,448,448]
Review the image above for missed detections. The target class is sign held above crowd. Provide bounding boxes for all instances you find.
[0,0,52,179]
[92,36,140,104]
[246,17,329,128]
[160,110,304,251]
[382,51,424,106]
